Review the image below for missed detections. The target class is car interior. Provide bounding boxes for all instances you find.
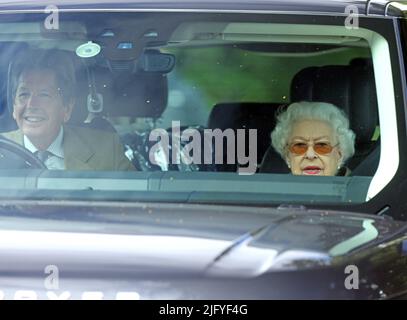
[0,13,387,204]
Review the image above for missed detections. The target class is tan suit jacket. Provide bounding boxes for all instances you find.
[2,125,135,171]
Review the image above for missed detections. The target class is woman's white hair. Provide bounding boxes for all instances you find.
[271,101,356,165]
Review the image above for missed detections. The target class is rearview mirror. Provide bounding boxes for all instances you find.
[137,50,175,73]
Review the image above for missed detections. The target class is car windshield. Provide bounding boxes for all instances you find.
[0,10,395,208]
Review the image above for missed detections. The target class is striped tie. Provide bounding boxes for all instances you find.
[35,150,50,163]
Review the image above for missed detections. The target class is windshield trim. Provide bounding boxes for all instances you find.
[0,8,386,18]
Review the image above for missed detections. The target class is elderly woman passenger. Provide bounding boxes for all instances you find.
[271,101,355,176]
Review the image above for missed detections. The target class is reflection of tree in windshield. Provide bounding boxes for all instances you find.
[158,70,210,128]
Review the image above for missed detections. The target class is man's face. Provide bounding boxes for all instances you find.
[12,69,73,149]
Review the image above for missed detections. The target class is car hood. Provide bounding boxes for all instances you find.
[0,201,405,277]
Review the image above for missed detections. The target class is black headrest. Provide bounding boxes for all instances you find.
[72,68,168,124]
[0,103,17,133]
[208,102,283,168]
[290,59,378,145]
[107,72,168,118]
[208,102,282,130]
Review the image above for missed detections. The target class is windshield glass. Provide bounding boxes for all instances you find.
[0,11,393,207]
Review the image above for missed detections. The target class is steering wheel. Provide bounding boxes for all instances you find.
[0,137,46,169]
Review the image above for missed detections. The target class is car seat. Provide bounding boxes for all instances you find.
[207,102,283,172]
[260,58,379,175]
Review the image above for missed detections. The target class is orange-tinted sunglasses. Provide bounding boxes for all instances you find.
[288,142,339,156]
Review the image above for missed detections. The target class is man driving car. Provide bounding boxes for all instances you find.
[2,49,134,171]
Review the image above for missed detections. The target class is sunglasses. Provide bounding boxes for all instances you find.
[288,142,339,156]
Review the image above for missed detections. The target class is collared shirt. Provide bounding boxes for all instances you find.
[24,128,65,170]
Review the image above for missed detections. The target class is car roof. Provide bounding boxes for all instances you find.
[0,0,406,17]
